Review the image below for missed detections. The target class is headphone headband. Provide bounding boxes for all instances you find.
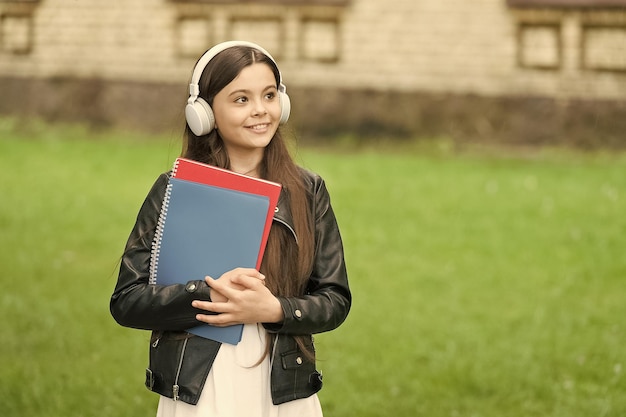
[185,40,291,136]
[188,40,284,100]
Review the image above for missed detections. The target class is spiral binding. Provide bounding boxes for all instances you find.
[149,160,179,284]
[171,158,180,177]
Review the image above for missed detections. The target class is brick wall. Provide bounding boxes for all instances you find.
[0,0,624,145]
[0,0,183,81]
[2,0,625,96]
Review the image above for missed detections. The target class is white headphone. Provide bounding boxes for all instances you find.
[185,40,291,136]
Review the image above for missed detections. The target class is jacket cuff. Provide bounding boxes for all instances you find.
[262,297,302,333]
[184,279,212,301]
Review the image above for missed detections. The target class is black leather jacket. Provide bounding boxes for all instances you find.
[110,168,351,405]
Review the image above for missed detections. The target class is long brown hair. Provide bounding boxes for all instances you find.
[181,46,315,358]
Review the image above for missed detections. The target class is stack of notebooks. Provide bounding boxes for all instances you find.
[149,158,282,344]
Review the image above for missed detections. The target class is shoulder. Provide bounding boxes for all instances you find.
[297,166,326,193]
[145,172,170,197]
[297,166,332,220]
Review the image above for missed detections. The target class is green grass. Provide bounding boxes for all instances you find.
[1,118,625,416]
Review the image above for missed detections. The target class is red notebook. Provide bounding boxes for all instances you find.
[171,157,282,269]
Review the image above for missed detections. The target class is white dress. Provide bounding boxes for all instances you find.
[156,324,323,417]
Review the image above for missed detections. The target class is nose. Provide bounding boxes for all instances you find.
[251,98,268,117]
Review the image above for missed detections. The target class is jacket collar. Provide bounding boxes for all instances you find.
[273,190,297,242]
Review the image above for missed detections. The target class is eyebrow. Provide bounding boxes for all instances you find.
[227,84,277,97]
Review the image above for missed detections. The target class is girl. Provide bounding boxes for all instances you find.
[110,41,351,417]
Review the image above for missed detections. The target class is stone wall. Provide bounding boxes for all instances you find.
[0,0,624,146]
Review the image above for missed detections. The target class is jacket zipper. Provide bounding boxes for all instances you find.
[274,218,298,243]
[270,334,279,368]
[269,334,279,393]
[172,338,189,401]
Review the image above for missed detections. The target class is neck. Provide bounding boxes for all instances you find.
[228,148,264,178]
[229,160,261,177]
[235,167,258,177]
[226,146,265,177]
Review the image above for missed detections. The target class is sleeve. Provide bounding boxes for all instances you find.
[109,173,213,331]
[265,176,352,335]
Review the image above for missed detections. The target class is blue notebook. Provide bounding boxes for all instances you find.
[150,177,270,344]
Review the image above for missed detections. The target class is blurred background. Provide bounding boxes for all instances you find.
[0,0,624,147]
[1,1,625,417]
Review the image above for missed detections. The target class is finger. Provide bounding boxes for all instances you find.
[230,267,263,279]
[195,313,238,327]
[206,274,247,293]
[192,300,230,313]
[204,275,236,295]
[231,273,267,289]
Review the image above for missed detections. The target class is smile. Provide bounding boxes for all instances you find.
[246,123,270,131]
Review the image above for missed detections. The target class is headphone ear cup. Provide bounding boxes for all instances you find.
[278,91,291,125]
[185,97,215,136]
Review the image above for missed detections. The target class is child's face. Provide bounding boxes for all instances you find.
[212,63,281,157]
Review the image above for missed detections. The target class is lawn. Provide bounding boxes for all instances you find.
[1,118,625,417]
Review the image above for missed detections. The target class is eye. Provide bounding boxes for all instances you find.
[234,96,248,104]
[265,92,276,100]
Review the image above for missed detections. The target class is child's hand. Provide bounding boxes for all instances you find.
[192,268,282,325]
[203,268,261,303]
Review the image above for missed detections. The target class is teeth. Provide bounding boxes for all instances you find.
[249,124,268,130]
